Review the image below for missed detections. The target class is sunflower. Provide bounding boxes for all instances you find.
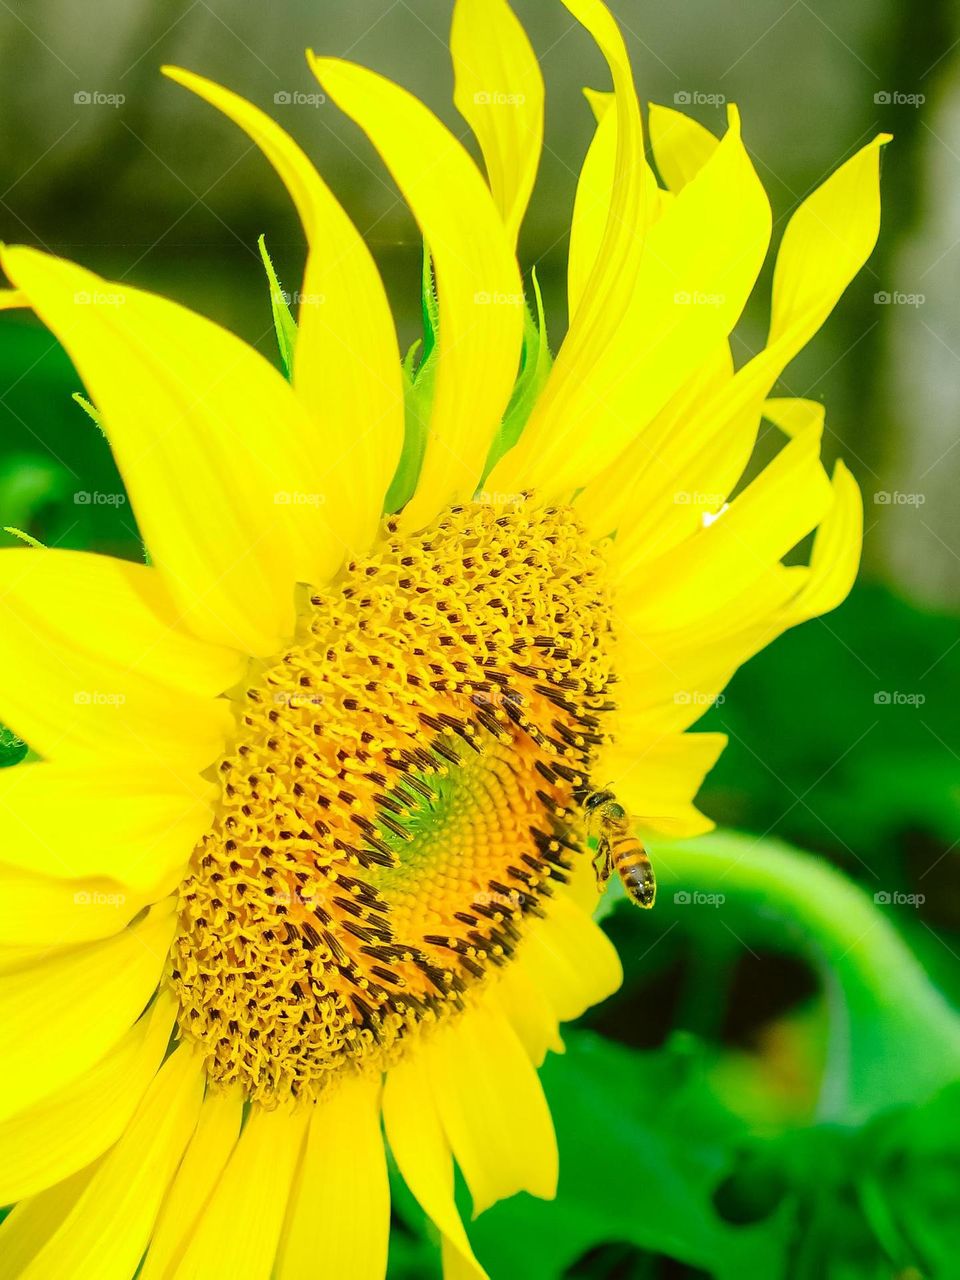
[0,0,882,1275]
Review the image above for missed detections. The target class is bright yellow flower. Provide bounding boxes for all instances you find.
[0,0,882,1275]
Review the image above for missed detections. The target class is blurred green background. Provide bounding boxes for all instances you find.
[1,2,959,1277]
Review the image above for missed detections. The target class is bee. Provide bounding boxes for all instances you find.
[583,788,657,909]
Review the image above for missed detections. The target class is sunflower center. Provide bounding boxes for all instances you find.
[170,499,616,1104]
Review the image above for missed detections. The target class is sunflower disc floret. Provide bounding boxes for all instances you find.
[173,499,616,1103]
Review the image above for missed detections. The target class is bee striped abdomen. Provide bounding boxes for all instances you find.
[612,836,656,908]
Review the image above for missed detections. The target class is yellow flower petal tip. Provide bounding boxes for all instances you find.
[0,1,876,1276]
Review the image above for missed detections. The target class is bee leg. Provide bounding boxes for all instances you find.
[592,841,612,889]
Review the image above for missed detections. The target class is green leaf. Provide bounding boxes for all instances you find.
[699,584,960,858]
[481,268,552,483]
[638,832,960,1124]
[384,246,438,513]
[72,391,106,437]
[0,453,70,541]
[0,722,27,768]
[717,1081,960,1279]
[468,1032,789,1280]
[258,235,298,378]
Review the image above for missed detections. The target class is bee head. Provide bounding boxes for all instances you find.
[584,788,615,813]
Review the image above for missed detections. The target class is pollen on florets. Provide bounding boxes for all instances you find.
[169,498,617,1105]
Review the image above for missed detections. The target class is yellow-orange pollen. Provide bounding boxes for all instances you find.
[170,500,616,1104]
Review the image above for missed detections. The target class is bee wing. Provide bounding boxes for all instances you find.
[626,813,696,836]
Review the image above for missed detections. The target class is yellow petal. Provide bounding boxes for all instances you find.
[519,895,623,1023]
[0,990,176,1203]
[174,1103,307,1280]
[595,731,728,833]
[648,102,719,191]
[163,68,404,558]
[0,549,245,696]
[490,0,647,494]
[781,458,862,624]
[451,0,544,245]
[0,1162,103,1280]
[567,93,618,321]
[0,574,232,770]
[0,897,175,1121]
[276,1075,388,1280]
[612,567,802,738]
[0,289,27,310]
[619,423,832,630]
[770,134,890,347]
[763,396,825,439]
[18,1045,204,1280]
[0,762,212,892]
[609,137,884,567]
[1,245,334,656]
[0,868,160,948]
[573,341,733,547]
[384,1056,487,1280]
[310,54,524,529]
[568,90,670,322]
[491,106,770,498]
[492,962,563,1067]
[140,1087,243,1280]
[425,1001,557,1215]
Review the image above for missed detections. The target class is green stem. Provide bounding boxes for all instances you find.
[648,832,960,1124]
